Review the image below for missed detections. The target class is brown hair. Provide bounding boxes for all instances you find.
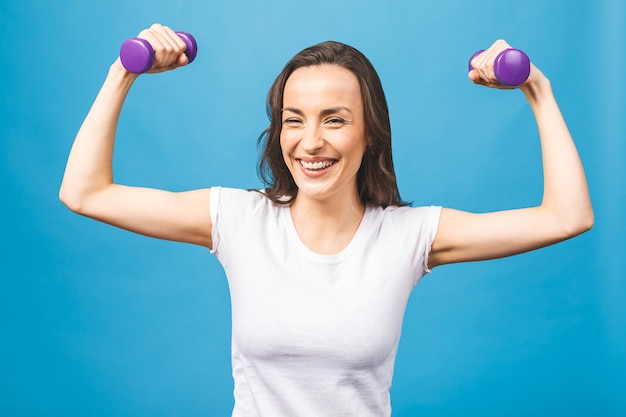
[257,41,408,208]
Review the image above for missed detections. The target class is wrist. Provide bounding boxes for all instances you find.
[108,59,140,85]
[520,71,553,106]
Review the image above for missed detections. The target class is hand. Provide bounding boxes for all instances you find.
[132,23,189,74]
[468,39,540,89]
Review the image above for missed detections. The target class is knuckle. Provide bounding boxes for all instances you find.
[495,39,512,49]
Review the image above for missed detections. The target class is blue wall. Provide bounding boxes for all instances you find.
[1,0,624,415]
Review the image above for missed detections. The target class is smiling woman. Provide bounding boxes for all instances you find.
[258,41,406,209]
[280,65,366,207]
[59,23,592,417]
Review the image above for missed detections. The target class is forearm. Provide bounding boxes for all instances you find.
[521,74,593,236]
[60,60,139,212]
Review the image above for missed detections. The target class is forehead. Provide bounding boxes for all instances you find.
[283,65,362,110]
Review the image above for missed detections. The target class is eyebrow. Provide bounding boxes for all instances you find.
[281,106,352,116]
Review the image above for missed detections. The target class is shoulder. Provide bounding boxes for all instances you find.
[210,187,287,255]
[376,204,442,247]
[211,186,272,209]
[212,186,264,200]
[210,186,285,224]
[373,204,442,226]
[362,204,442,245]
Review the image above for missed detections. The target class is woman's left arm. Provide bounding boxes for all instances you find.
[428,40,593,269]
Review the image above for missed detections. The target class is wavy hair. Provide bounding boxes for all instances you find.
[257,41,407,208]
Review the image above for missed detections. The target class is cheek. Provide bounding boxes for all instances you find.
[280,130,304,166]
[334,132,367,160]
[279,133,294,167]
[279,135,288,160]
[279,130,294,152]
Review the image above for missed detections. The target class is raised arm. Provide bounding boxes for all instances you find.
[428,40,593,268]
[59,24,213,248]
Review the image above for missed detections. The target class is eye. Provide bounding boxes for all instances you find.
[283,117,303,126]
[325,117,346,126]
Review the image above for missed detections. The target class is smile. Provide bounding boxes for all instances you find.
[298,159,337,171]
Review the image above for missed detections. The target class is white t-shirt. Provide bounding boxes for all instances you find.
[210,187,441,417]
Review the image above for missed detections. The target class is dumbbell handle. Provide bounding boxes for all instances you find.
[468,48,530,87]
[120,31,198,74]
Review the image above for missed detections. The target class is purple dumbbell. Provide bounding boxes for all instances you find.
[468,48,530,87]
[119,31,198,74]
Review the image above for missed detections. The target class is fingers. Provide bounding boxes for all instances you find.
[137,23,188,73]
[468,39,515,89]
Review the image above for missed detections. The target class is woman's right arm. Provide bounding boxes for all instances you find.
[59,24,213,249]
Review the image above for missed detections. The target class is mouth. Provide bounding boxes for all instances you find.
[297,159,337,171]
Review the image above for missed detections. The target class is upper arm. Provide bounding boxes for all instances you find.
[64,184,213,249]
[428,206,585,269]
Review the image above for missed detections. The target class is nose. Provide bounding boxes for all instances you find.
[301,125,324,153]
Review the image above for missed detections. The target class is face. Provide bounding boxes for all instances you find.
[280,65,366,204]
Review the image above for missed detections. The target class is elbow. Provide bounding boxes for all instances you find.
[543,194,594,241]
[59,186,81,214]
[59,180,113,216]
[561,206,594,239]
[577,202,595,235]
[59,182,89,214]
[579,209,594,234]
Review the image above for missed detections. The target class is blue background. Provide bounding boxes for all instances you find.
[1,0,624,415]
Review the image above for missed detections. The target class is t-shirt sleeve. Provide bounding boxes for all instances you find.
[209,186,222,256]
[209,186,265,264]
[389,205,442,284]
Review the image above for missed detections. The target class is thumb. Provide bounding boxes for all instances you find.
[177,53,189,67]
[467,69,483,84]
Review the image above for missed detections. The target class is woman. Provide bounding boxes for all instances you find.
[60,24,593,417]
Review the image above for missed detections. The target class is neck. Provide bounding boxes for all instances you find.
[289,190,365,255]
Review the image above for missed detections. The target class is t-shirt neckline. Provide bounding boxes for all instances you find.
[283,204,373,264]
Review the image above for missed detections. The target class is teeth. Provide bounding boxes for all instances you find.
[300,160,335,170]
